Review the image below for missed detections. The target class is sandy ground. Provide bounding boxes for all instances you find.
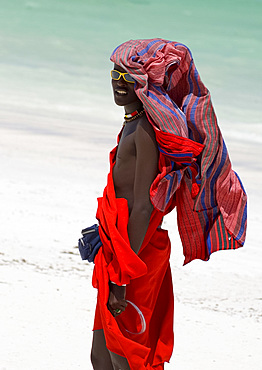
[1,109,261,369]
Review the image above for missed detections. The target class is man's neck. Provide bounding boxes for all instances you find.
[124,102,143,115]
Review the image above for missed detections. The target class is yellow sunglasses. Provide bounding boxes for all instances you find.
[111,70,135,83]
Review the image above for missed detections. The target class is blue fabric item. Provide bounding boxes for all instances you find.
[78,224,102,263]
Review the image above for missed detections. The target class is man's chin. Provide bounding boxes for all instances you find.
[114,96,126,106]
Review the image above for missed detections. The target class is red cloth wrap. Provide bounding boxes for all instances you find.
[92,147,174,369]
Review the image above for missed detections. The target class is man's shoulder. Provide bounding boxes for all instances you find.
[135,114,158,151]
[137,114,155,137]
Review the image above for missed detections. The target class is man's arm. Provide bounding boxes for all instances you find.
[127,118,159,254]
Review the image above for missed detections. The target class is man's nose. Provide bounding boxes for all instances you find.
[117,76,127,86]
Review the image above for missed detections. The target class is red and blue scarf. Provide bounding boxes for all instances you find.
[111,39,247,264]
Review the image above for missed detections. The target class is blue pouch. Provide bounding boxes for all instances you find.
[78,224,102,263]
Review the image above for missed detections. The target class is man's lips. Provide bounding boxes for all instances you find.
[115,89,128,96]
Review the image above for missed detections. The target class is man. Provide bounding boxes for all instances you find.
[91,63,173,370]
[90,39,247,369]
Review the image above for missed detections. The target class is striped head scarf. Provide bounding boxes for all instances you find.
[110,38,247,264]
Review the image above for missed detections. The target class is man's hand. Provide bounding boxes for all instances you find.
[107,282,127,317]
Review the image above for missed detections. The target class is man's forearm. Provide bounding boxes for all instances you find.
[127,205,153,254]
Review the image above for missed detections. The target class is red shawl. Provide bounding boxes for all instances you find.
[92,147,174,369]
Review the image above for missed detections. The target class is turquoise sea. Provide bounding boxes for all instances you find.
[0,0,261,130]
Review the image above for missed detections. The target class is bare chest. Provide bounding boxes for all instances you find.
[113,126,137,197]
[116,129,136,164]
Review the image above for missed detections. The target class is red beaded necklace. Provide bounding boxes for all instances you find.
[123,109,145,125]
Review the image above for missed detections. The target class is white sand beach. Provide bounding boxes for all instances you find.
[1,0,262,367]
[1,105,261,369]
